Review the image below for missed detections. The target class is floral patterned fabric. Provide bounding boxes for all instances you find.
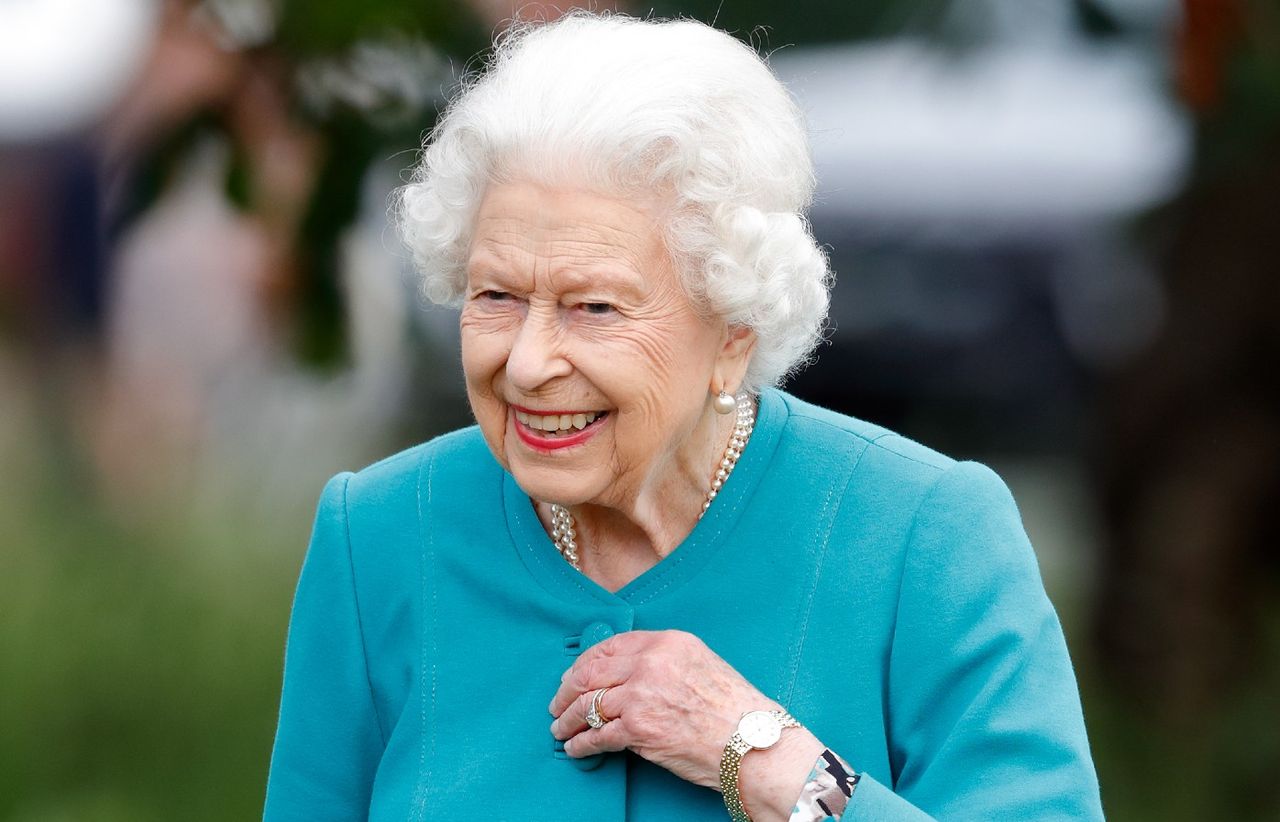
[788,749,860,822]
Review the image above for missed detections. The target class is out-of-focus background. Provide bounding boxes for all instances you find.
[1,0,1275,818]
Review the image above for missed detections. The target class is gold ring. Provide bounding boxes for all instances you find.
[585,686,612,729]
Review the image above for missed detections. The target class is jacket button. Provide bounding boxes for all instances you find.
[554,738,605,769]
[581,621,615,650]
[560,622,615,770]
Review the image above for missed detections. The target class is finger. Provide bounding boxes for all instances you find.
[562,688,632,756]
[548,630,658,717]
[549,654,637,718]
[565,716,631,758]
[550,689,593,740]
[566,629,661,677]
[551,682,622,740]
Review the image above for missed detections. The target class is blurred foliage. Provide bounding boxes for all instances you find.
[268,1,487,364]
[1182,0,1280,174]
[274,0,480,56]
[0,463,306,820]
[116,0,488,369]
[1077,610,1280,819]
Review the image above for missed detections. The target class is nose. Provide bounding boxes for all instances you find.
[505,304,573,391]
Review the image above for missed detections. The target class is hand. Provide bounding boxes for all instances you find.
[548,629,823,822]
[549,629,769,787]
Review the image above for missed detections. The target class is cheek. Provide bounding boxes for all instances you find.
[611,319,719,400]
[459,337,492,392]
[584,311,708,387]
[578,328,680,432]
[619,285,722,385]
[589,320,719,447]
[459,313,514,442]
[460,312,511,389]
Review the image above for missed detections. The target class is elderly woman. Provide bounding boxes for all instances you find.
[263,13,1104,822]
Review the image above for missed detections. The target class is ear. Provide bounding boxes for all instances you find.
[711,324,757,395]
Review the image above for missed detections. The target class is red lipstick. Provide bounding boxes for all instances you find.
[510,408,608,452]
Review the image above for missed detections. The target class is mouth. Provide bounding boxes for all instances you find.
[514,408,608,436]
[510,405,610,450]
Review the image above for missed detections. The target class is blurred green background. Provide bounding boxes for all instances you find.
[1,0,1277,819]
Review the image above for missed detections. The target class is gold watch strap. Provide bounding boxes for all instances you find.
[720,711,801,822]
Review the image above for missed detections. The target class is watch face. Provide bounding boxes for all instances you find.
[738,711,782,749]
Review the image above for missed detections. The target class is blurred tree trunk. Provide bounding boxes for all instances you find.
[1092,0,1280,727]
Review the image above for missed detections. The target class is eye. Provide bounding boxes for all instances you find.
[477,290,513,302]
[580,302,615,316]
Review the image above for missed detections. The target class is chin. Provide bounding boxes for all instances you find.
[509,463,605,507]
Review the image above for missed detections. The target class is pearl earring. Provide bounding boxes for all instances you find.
[713,390,736,415]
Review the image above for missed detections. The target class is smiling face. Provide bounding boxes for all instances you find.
[460,180,744,511]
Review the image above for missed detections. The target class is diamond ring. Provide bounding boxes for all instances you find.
[585,687,612,729]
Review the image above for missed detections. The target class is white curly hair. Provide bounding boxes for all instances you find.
[396,11,831,390]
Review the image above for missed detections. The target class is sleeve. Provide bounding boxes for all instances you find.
[841,460,1105,821]
[263,472,385,822]
[788,749,860,822]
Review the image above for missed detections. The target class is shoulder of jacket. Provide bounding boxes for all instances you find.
[343,425,492,506]
[774,390,956,479]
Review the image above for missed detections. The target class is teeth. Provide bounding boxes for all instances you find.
[514,408,606,433]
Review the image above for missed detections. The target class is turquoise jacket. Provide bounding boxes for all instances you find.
[264,389,1104,820]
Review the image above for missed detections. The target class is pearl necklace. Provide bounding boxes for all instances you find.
[547,392,756,572]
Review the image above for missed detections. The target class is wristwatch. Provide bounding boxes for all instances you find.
[719,709,802,822]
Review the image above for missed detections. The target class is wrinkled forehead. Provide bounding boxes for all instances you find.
[481,136,686,232]
[466,180,673,287]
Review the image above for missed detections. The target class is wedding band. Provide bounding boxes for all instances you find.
[585,687,612,729]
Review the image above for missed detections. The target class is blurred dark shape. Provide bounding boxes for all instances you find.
[0,140,112,493]
[467,0,623,28]
[1073,0,1125,39]
[1176,0,1243,112]
[0,144,107,343]
[1092,0,1280,745]
[104,0,488,370]
[789,222,1093,453]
